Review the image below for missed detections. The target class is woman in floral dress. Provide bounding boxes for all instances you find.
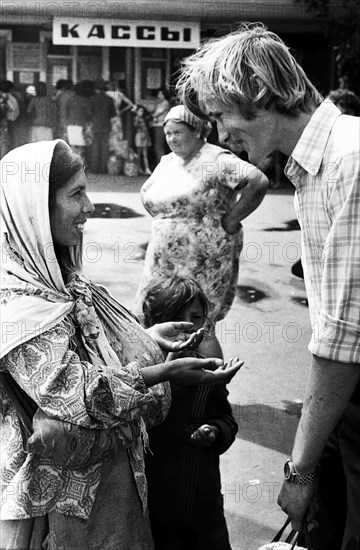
[135,105,269,357]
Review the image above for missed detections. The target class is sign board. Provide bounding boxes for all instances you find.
[10,43,42,71]
[53,19,200,49]
[18,72,35,84]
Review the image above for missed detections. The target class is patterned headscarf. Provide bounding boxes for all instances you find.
[1,140,122,368]
[164,104,212,136]
[0,140,75,358]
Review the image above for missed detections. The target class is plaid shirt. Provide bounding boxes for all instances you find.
[285,100,360,363]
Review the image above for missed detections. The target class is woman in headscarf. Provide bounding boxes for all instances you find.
[27,81,55,142]
[135,105,269,358]
[150,87,171,165]
[0,139,241,549]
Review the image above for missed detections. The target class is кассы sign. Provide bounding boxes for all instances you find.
[53,19,200,48]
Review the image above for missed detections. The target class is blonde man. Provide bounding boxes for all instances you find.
[177,23,360,549]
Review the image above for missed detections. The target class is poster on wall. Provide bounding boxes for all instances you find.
[77,55,102,81]
[18,72,35,84]
[52,65,68,83]
[146,68,161,89]
[10,43,42,70]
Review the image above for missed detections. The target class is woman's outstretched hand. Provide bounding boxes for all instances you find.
[168,356,243,385]
[146,322,204,351]
[141,356,243,388]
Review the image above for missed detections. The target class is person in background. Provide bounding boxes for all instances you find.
[4,81,23,149]
[0,80,21,152]
[8,84,36,148]
[177,22,360,549]
[66,80,92,158]
[142,275,239,550]
[327,88,360,117]
[90,79,116,174]
[27,81,55,142]
[133,105,152,175]
[150,87,171,165]
[54,78,74,141]
[78,80,96,168]
[107,81,136,172]
[135,105,268,359]
[0,81,10,159]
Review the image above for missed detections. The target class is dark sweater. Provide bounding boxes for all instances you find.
[90,92,116,134]
[146,381,238,550]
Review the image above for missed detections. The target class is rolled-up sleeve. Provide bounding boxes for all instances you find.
[308,154,360,364]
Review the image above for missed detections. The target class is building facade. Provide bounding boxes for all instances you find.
[0,0,342,105]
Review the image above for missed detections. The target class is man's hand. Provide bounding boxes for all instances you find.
[191,424,219,447]
[167,356,243,385]
[146,322,204,352]
[277,480,317,532]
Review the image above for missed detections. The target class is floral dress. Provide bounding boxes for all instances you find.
[136,142,246,329]
[134,115,151,148]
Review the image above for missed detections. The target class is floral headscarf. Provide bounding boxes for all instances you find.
[0,140,125,368]
[0,140,76,358]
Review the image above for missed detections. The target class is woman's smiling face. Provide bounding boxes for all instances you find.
[50,170,94,247]
[164,120,202,161]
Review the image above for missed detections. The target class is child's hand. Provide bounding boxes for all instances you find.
[191,424,220,447]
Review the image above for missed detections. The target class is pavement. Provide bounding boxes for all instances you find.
[84,173,311,550]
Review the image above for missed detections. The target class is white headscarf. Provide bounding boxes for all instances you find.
[0,140,76,358]
[163,104,212,136]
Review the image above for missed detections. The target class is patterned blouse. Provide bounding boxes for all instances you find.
[0,315,170,520]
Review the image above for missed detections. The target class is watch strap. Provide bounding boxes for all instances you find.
[293,469,318,485]
[285,459,319,485]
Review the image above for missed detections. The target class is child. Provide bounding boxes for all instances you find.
[133,105,152,175]
[142,275,238,550]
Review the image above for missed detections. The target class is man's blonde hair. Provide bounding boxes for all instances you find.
[177,23,323,120]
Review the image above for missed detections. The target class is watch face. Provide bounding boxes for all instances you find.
[284,460,291,480]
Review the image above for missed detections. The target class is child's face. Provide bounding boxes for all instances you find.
[175,296,205,332]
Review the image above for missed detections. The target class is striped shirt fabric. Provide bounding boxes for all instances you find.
[285,99,360,364]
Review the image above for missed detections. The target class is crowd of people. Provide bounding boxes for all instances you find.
[0,79,176,175]
[1,20,360,550]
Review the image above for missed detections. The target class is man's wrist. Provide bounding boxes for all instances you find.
[291,448,321,475]
[284,458,319,484]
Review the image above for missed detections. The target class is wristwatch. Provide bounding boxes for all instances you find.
[284,459,319,485]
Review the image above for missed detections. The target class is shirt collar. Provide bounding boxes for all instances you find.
[289,99,342,176]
